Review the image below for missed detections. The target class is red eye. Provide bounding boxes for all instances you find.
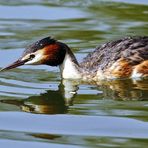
[29,54,35,60]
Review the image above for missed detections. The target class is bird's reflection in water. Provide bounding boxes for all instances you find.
[0,80,79,114]
[0,78,148,114]
[100,78,148,100]
[0,89,67,114]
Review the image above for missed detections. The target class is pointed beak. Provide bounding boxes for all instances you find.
[0,59,28,72]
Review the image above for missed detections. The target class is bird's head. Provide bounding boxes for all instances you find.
[1,37,67,71]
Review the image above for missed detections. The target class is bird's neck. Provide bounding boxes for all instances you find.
[59,49,82,79]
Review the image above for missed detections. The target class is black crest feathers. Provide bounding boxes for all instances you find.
[23,37,56,56]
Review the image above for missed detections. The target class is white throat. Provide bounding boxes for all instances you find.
[59,53,81,79]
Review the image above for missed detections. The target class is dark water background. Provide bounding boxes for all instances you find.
[0,0,148,147]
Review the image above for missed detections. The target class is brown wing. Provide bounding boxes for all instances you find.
[80,36,148,73]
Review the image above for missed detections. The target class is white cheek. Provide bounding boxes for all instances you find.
[25,54,43,65]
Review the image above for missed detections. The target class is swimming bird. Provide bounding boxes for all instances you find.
[1,36,148,81]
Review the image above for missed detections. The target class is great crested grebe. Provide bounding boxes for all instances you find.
[1,36,148,81]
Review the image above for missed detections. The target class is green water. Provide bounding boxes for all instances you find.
[0,0,148,147]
